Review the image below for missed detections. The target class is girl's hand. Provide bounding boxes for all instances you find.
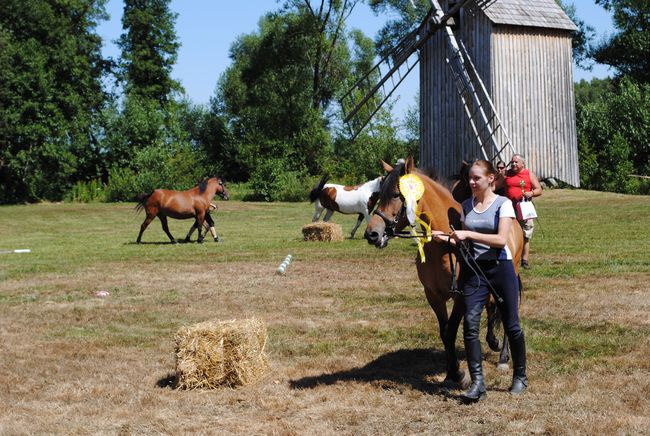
[431,230,452,244]
[451,230,471,242]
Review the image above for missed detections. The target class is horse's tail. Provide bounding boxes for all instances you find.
[309,173,329,203]
[134,193,151,214]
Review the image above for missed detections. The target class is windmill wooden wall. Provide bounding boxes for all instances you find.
[419,0,580,186]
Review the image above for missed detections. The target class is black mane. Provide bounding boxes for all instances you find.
[379,163,405,204]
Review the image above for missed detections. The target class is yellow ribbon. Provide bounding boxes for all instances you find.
[399,175,433,263]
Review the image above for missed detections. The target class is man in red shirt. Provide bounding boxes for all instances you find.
[504,154,543,268]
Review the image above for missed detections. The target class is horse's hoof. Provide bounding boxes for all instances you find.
[497,363,510,372]
[487,337,502,352]
[197,239,204,244]
[444,369,470,389]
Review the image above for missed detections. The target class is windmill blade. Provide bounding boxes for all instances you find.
[341,0,478,140]
[340,25,423,141]
[429,0,516,163]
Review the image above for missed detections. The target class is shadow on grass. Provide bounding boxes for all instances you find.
[289,348,461,397]
[156,372,178,389]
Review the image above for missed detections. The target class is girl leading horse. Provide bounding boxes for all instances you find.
[135,176,229,244]
[364,157,523,389]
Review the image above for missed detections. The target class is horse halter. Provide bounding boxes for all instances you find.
[373,192,406,238]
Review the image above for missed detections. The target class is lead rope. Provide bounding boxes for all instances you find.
[448,238,461,297]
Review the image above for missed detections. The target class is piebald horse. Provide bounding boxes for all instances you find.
[309,174,383,238]
[135,176,229,244]
[365,157,523,385]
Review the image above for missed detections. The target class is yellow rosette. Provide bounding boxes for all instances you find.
[399,174,432,262]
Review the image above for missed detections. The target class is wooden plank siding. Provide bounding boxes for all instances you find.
[419,4,580,186]
[490,26,579,186]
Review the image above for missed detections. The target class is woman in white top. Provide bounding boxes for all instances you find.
[434,159,528,402]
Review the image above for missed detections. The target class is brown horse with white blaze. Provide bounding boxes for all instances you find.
[135,176,229,244]
[365,157,523,386]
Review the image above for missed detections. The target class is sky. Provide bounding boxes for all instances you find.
[97,1,616,120]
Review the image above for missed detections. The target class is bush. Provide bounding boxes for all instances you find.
[106,167,140,201]
[65,179,107,203]
[245,158,310,202]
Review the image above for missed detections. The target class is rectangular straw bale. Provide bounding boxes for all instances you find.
[174,318,268,389]
[301,222,344,242]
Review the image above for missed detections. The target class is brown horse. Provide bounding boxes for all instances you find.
[365,157,523,386]
[135,177,229,244]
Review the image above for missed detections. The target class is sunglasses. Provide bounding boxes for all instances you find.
[497,166,505,170]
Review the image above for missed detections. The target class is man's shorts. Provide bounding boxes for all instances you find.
[519,219,534,240]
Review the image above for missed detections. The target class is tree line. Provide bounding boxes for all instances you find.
[0,0,647,204]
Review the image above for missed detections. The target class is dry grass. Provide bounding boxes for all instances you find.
[0,191,649,434]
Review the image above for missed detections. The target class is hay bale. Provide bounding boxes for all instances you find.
[174,318,268,389]
[301,222,344,242]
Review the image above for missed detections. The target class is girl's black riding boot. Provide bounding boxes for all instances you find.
[509,332,528,395]
[462,307,487,402]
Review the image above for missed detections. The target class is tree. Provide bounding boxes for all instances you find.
[216,7,358,178]
[593,0,650,83]
[576,77,650,192]
[557,1,597,70]
[0,0,109,203]
[117,0,181,104]
[282,0,363,111]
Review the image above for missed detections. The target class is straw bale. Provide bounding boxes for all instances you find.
[301,222,344,242]
[174,318,268,389]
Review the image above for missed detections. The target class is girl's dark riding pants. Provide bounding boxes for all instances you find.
[461,259,523,341]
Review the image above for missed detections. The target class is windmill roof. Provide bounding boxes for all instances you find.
[480,0,578,31]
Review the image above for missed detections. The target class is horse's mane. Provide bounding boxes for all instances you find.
[198,177,209,193]
[198,176,225,194]
[380,163,458,205]
[379,163,405,204]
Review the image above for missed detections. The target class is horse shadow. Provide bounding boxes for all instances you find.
[125,241,177,245]
[289,348,460,397]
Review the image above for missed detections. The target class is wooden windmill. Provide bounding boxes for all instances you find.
[342,0,580,185]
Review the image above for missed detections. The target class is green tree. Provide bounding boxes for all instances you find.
[117,0,181,104]
[0,0,108,203]
[216,7,355,178]
[576,77,649,192]
[593,0,650,83]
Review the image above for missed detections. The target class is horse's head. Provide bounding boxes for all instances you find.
[364,158,413,248]
[199,177,229,201]
[451,160,472,203]
[214,177,229,200]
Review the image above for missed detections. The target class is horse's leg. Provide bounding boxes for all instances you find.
[195,212,206,243]
[497,331,511,372]
[425,289,468,388]
[447,298,470,388]
[312,201,324,222]
[158,215,176,244]
[486,301,510,371]
[137,212,156,243]
[486,299,502,352]
[349,214,363,238]
[184,222,197,242]
[322,209,334,222]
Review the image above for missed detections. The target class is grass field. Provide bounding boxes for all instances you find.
[0,189,649,434]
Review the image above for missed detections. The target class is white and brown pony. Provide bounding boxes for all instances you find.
[309,174,383,238]
[365,157,523,386]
